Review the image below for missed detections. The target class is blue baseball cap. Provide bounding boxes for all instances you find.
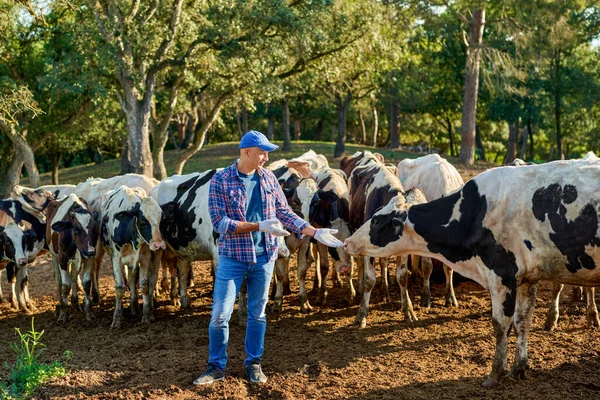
[239,130,279,152]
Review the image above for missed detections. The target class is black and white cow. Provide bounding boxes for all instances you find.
[12,184,76,200]
[311,167,353,306]
[344,157,600,386]
[75,173,159,303]
[0,222,40,310]
[347,161,410,327]
[150,170,220,312]
[101,186,165,328]
[46,194,98,323]
[0,188,53,312]
[268,161,321,312]
[340,150,385,177]
[396,154,464,311]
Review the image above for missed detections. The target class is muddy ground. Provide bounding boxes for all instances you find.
[0,252,599,400]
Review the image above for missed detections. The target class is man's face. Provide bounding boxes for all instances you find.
[242,147,269,169]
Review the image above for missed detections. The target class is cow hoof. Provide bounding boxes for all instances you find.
[270,302,282,313]
[110,320,122,330]
[92,293,101,305]
[506,367,526,381]
[300,303,313,313]
[57,312,68,325]
[543,318,558,332]
[21,306,33,315]
[85,312,95,322]
[353,316,367,328]
[10,300,18,310]
[420,296,431,308]
[445,297,458,307]
[141,315,151,324]
[587,316,600,329]
[402,311,418,323]
[481,376,500,388]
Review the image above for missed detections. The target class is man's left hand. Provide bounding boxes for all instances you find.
[313,229,344,248]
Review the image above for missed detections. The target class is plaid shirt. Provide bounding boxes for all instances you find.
[208,161,308,263]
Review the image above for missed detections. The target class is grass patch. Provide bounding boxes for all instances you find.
[0,318,70,400]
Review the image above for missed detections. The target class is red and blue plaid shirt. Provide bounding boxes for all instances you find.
[208,161,308,263]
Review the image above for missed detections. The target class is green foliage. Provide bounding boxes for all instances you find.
[0,318,69,400]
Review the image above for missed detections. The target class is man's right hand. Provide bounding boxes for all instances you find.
[258,219,290,237]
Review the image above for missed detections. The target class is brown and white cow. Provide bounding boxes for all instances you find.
[100,186,165,328]
[340,150,384,177]
[396,154,464,311]
[344,157,600,386]
[75,173,159,303]
[46,194,98,323]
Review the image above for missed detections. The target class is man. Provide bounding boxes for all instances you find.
[194,130,343,385]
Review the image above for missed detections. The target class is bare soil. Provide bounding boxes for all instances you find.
[1,252,599,400]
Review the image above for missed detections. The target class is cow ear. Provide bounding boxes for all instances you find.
[52,220,71,233]
[114,210,134,222]
[23,230,36,248]
[319,190,339,203]
[283,188,294,198]
[92,211,99,221]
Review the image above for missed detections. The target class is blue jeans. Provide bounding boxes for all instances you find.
[208,254,275,370]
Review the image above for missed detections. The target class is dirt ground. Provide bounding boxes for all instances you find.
[1,251,599,400]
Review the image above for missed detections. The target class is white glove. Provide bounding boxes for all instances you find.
[258,219,290,237]
[313,228,344,248]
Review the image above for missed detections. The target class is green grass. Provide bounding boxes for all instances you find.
[1,318,70,400]
[24,141,490,186]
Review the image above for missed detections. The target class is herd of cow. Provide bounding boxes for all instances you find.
[1,149,599,387]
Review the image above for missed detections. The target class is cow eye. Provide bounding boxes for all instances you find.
[372,218,380,227]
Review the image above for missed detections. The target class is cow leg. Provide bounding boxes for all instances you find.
[316,243,330,307]
[507,282,538,381]
[271,258,286,313]
[237,278,247,327]
[354,257,376,328]
[311,243,321,295]
[92,243,104,304]
[419,256,432,308]
[571,286,584,302]
[149,249,162,313]
[111,255,126,329]
[0,269,3,303]
[7,263,18,309]
[356,256,365,304]
[443,264,458,307]
[169,262,179,307]
[543,283,564,331]
[379,258,391,303]
[177,258,191,312]
[138,247,154,323]
[70,260,82,312]
[81,257,95,322]
[585,287,599,328]
[396,255,417,322]
[16,265,31,313]
[58,267,72,323]
[297,238,313,313]
[129,264,140,316]
[481,285,514,388]
[21,269,35,311]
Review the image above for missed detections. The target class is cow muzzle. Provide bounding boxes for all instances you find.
[338,264,352,276]
[17,258,27,266]
[150,241,166,251]
[343,239,360,256]
[82,247,96,259]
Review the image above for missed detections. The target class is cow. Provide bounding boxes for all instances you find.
[544,284,598,331]
[150,170,220,313]
[396,154,464,310]
[75,173,159,303]
[0,187,53,312]
[311,167,353,306]
[12,184,77,200]
[46,194,98,323]
[267,161,321,312]
[344,157,600,387]
[100,186,165,328]
[0,222,40,311]
[347,161,412,327]
[339,150,384,177]
[289,149,329,170]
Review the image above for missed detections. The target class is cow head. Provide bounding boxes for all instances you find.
[11,185,56,213]
[344,188,427,258]
[287,179,320,223]
[0,223,35,266]
[51,196,98,259]
[120,197,165,251]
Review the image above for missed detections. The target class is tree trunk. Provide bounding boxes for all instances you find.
[459,8,485,165]
[389,102,400,149]
[446,115,455,157]
[359,110,367,145]
[5,126,39,188]
[51,153,62,185]
[475,124,487,162]
[372,108,379,147]
[334,92,352,158]
[314,119,323,141]
[120,134,131,174]
[519,122,529,160]
[241,106,248,134]
[124,101,153,176]
[554,80,563,160]
[267,112,275,140]
[294,119,301,141]
[528,120,534,161]
[0,149,23,197]
[281,99,292,151]
[504,120,519,164]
